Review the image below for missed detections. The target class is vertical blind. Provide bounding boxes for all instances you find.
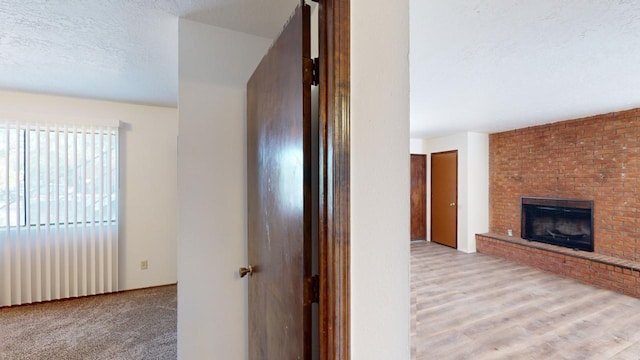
[0,119,119,307]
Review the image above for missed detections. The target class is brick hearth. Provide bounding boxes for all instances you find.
[480,107,640,298]
[476,234,640,298]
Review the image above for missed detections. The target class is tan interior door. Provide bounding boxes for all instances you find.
[410,154,426,240]
[431,151,457,248]
[245,5,313,359]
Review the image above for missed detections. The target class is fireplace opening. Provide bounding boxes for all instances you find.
[521,197,594,252]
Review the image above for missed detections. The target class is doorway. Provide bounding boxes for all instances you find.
[430,150,457,248]
[410,154,426,240]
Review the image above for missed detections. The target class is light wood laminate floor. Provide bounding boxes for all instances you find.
[411,241,640,360]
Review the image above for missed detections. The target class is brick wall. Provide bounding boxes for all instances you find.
[490,108,640,261]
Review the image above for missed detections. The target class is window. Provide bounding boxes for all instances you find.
[0,120,120,306]
[0,128,24,227]
[0,123,118,228]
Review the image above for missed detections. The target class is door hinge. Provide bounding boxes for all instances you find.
[311,57,320,86]
[311,274,319,304]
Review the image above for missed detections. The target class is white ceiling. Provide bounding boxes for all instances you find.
[411,0,640,138]
[0,0,297,107]
[2,1,640,137]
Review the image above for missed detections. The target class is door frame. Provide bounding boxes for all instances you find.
[317,0,350,358]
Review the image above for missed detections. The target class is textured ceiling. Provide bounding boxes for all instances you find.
[3,1,640,136]
[411,0,640,138]
[0,0,298,107]
[179,0,300,38]
[0,0,179,106]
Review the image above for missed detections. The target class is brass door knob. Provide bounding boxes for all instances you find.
[450,202,456,207]
[239,265,254,278]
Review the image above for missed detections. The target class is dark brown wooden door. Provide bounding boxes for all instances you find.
[410,154,426,240]
[246,5,312,359]
[431,151,457,248]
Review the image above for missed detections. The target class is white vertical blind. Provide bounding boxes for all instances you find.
[0,120,119,307]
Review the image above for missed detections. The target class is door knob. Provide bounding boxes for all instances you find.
[239,265,254,278]
[450,202,456,207]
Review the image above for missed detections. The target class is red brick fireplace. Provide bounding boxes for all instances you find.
[477,108,640,298]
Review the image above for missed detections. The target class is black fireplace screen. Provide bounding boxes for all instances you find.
[521,197,594,252]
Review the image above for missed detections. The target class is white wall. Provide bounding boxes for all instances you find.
[410,138,426,154]
[0,90,178,290]
[351,0,411,358]
[177,19,271,360]
[466,132,489,250]
[425,132,489,253]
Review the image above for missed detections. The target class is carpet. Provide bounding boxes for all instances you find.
[0,285,177,360]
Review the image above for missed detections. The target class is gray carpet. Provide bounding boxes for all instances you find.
[0,285,177,360]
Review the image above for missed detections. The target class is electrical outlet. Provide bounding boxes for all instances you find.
[140,260,148,270]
